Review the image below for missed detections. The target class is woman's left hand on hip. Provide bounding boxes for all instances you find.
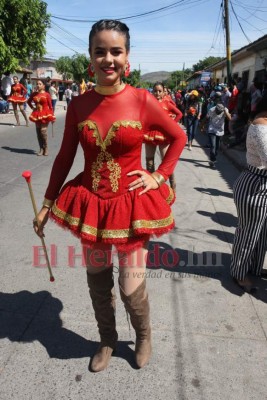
[127,170,159,194]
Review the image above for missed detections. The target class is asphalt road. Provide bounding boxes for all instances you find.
[0,103,266,400]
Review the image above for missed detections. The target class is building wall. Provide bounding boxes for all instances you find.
[29,60,63,80]
[209,46,267,90]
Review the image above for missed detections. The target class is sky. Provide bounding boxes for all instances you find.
[44,0,267,74]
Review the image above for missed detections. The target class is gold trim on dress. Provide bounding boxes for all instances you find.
[166,187,175,204]
[52,203,174,239]
[77,120,142,192]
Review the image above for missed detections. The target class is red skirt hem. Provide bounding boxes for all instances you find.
[49,212,174,253]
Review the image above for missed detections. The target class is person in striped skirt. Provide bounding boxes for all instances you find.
[230,96,267,292]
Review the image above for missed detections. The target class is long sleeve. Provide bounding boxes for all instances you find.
[142,92,187,179]
[20,83,27,95]
[44,101,80,200]
[27,92,35,109]
[167,101,183,122]
[46,92,53,111]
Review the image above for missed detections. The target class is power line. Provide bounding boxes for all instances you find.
[232,0,267,12]
[47,33,80,54]
[229,0,251,43]
[51,0,187,23]
[51,21,88,46]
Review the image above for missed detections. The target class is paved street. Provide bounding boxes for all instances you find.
[0,105,266,400]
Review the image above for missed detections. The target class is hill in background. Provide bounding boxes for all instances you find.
[140,71,172,83]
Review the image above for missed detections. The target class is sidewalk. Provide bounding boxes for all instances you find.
[221,142,247,171]
[0,101,67,127]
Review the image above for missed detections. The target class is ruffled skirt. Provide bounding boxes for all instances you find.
[8,94,27,103]
[50,172,175,252]
[144,130,169,146]
[29,109,56,124]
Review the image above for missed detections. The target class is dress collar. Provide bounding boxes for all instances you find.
[94,83,126,95]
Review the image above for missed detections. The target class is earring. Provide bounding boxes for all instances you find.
[124,61,130,77]
[88,63,95,77]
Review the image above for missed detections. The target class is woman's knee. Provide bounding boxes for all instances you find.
[83,243,113,272]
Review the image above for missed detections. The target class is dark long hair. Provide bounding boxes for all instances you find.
[89,19,130,52]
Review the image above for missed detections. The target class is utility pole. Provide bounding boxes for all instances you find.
[224,0,232,85]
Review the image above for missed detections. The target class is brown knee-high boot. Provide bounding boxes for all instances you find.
[21,109,29,126]
[119,279,152,368]
[14,110,20,126]
[41,128,48,156]
[146,157,155,173]
[87,267,118,372]
[36,127,43,156]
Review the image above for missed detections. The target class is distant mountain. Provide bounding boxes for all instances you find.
[140,71,172,83]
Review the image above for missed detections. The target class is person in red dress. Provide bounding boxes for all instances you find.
[27,80,55,156]
[145,82,183,191]
[33,20,186,372]
[8,76,29,126]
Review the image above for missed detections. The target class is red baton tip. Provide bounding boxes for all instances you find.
[50,276,55,282]
[22,170,32,182]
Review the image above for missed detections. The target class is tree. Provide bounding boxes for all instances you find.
[192,56,224,72]
[0,0,50,73]
[55,54,90,82]
[165,68,192,89]
[54,57,73,80]
[123,69,141,87]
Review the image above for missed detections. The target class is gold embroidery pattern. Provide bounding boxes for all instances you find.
[91,152,105,192]
[52,203,174,239]
[106,152,121,193]
[77,120,142,192]
[166,187,175,204]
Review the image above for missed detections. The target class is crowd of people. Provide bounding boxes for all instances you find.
[1,19,266,372]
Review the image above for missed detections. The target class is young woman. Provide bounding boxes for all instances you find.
[230,97,267,292]
[8,76,29,126]
[145,82,183,191]
[33,20,186,372]
[27,80,55,156]
[184,90,201,150]
[49,81,58,113]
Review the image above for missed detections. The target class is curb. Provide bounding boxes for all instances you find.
[221,142,247,172]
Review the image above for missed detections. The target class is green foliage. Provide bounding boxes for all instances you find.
[165,68,192,90]
[123,69,141,87]
[55,54,90,82]
[192,56,224,72]
[0,0,50,73]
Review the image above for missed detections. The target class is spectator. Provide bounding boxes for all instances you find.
[228,81,239,114]
[250,81,262,119]
[185,90,202,150]
[64,85,72,107]
[49,82,58,112]
[206,102,231,168]
[230,97,267,292]
[221,86,231,108]
[0,96,9,113]
[1,72,13,112]
[58,83,65,101]
[45,77,51,93]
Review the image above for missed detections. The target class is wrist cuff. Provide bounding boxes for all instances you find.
[151,172,165,187]
[42,198,54,209]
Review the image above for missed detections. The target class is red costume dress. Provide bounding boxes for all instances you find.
[144,97,183,145]
[45,85,186,252]
[27,91,56,124]
[8,83,27,104]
